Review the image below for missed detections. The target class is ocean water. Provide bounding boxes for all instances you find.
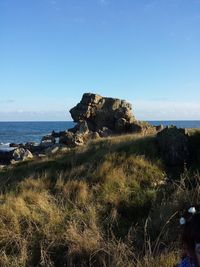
[148,120,200,129]
[0,121,199,148]
[0,121,75,146]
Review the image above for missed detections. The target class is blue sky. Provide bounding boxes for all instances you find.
[0,0,200,121]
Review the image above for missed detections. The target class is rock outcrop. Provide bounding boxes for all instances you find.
[70,93,134,133]
[58,93,157,147]
[0,93,162,165]
[0,148,33,164]
[157,126,189,166]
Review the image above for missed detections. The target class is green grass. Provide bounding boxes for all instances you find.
[0,132,199,266]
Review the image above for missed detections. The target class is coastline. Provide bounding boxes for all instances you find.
[0,120,199,147]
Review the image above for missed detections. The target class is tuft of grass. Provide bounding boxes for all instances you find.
[0,132,199,266]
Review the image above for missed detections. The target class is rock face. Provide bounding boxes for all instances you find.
[57,93,158,146]
[70,93,134,133]
[157,126,189,166]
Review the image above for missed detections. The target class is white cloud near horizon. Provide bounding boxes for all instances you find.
[0,111,68,121]
[0,100,199,121]
[133,100,200,120]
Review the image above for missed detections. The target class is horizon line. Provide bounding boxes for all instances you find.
[0,120,200,123]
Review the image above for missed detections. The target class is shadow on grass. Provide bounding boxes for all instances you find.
[188,130,200,172]
[0,135,161,191]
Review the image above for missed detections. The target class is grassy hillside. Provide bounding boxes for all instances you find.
[0,132,200,267]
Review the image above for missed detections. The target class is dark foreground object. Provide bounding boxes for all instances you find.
[157,126,189,166]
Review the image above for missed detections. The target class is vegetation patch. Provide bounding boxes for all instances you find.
[0,132,199,266]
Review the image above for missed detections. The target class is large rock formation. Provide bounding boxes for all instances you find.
[58,93,157,146]
[157,126,189,166]
[0,93,163,165]
[70,93,134,133]
[70,93,156,133]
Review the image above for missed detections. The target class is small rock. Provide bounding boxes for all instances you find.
[74,134,85,146]
[25,142,38,147]
[98,127,113,138]
[59,147,70,153]
[41,135,56,145]
[88,132,100,139]
[59,131,75,146]
[130,121,157,135]
[45,145,60,155]
[10,143,19,148]
[12,148,33,162]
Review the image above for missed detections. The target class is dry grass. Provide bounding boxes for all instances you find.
[0,132,199,266]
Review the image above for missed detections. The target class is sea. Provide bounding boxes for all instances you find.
[0,121,200,150]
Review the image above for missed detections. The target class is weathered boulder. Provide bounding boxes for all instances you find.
[88,132,100,140]
[157,126,189,166]
[35,93,161,150]
[12,148,33,162]
[71,121,90,135]
[41,135,56,146]
[59,131,75,146]
[69,93,158,138]
[74,134,85,146]
[22,142,44,154]
[70,93,134,132]
[98,127,113,138]
[59,131,85,147]
[130,121,157,135]
[45,145,60,155]
[25,142,38,147]
[52,130,67,138]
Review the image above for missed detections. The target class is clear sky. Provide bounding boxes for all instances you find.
[0,0,200,121]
